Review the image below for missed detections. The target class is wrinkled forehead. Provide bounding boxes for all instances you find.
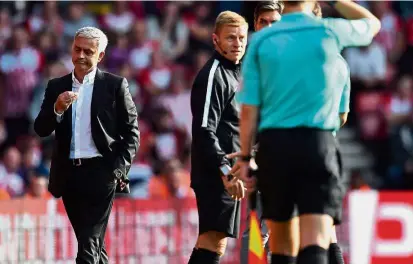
[73,36,99,51]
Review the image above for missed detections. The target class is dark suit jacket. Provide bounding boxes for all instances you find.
[34,69,140,198]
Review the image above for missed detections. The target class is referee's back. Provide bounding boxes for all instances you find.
[239,12,376,131]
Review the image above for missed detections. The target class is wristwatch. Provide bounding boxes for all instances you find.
[219,164,233,181]
[240,154,252,162]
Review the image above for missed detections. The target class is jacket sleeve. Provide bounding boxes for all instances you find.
[191,73,231,170]
[113,78,140,181]
[34,80,58,137]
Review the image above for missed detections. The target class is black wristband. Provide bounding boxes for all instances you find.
[227,174,234,181]
[326,1,338,7]
[240,155,252,162]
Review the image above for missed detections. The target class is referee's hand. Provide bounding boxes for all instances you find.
[226,152,258,193]
[221,176,246,201]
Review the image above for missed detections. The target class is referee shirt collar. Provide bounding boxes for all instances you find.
[281,11,316,20]
[213,51,241,70]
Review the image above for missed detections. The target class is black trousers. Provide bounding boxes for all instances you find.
[62,158,116,264]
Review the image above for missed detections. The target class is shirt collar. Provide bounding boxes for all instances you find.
[281,11,316,20]
[213,51,241,70]
[72,67,97,86]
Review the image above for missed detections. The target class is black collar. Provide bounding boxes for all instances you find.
[213,51,241,69]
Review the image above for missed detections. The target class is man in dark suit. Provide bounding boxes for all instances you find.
[34,26,140,264]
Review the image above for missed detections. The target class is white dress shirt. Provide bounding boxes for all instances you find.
[55,68,102,159]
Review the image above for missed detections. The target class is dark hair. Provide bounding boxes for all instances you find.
[254,1,284,22]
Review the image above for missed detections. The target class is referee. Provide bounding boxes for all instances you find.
[237,1,381,264]
[188,11,249,264]
[236,2,349,264]
[238,2,283,263]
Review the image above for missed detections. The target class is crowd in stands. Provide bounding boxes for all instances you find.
[1,1,413,200]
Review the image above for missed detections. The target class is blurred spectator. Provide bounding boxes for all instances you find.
[35,30,61,64]
[128,21,156,73]
[356,91,390,180]
[151,2,189,62]
[59,43,75,73]
[187,2,214,53]
[148,159,193,199]
[0,120,6,147]
[63,3,97,44]
[0,146,24,197]
[17,135,41,186]
[387,76,413,187]
[350,171,371,191]
[0,188,10,200]
[118,64,142,116]
[140,50,172,98]
[27,1,64,36]
[0,27,41,146]
[345,41,387,90]
[128,159,153,199]
[106,33,129,73]
[387,75,413,128]
[157,75,192,136]
[24,168,51,199]
[149,106,190,174]
[190,49,211,83]
[29,61,68,123]
[369,1,405,63]
[102,1,135,34]
[0,8,12,52]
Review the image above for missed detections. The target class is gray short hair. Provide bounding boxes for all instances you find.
[74,27,108,53]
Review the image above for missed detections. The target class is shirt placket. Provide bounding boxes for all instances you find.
[74,84,83,158]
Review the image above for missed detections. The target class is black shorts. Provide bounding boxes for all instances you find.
[193,183,241,238]
[256,128,346,225]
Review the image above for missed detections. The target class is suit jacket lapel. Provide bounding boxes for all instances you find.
[91,68,106,119]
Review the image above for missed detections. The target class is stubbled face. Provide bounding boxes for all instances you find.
[255,10,281,31]
[71,36,104,74]
[213,24,248,64]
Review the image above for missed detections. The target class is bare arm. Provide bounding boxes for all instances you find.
[240,105,259,157]
[334,0,381,35]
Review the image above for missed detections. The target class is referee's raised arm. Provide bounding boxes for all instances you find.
[323,0,382,48]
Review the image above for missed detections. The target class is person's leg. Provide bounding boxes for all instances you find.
[68,162,117,264]
[257,173,299,264]
[98,198,115,264]
[297,214,333,264]
[75,185,116,264]
[255,129,300,264]
[266,218,300,264]
[296,130,345,264]
[189,186,241,264]
[188,231,227,264]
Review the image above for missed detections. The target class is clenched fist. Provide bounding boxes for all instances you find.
[55,91,79,114]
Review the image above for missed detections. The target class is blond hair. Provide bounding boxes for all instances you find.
[214,11,248,33]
